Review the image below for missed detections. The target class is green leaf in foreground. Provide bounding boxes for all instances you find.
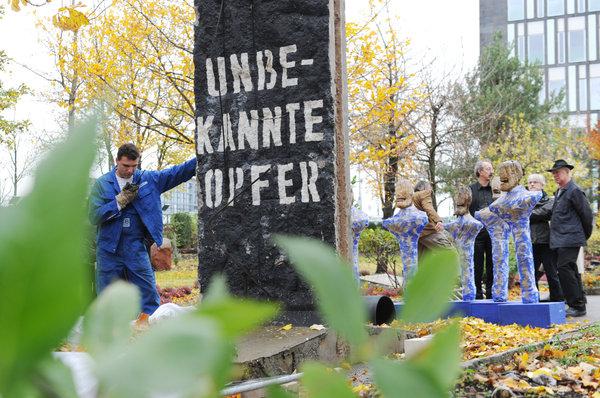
[82,282,139,357]
[301,362,356,398]
[372,321,462,398]
[274,236,368,350]
[197,275,279,339]
[401,249,459,323]
[0,119,97,394]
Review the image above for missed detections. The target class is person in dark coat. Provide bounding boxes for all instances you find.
[527,173,563,302]
[547,160,593,317]
[469,160,494,299]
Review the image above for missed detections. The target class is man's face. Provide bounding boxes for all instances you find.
[527,180,543,192]
[552,168,571,187]
[116,156,139,179]
[479,162,493,181]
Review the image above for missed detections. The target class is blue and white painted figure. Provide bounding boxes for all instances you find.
[445,186,483,301]
[489,160,542,304]
[445,214,483,301]
[381,179,428,287]
[382,208,428,286]
[351,207,370,282]
[475,207,511,302]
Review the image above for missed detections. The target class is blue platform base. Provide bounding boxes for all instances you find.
[392,300,566,328]
[468,300,502,324]
[497,301,566,328]
[393,302,404,317]
[445,300,472,317]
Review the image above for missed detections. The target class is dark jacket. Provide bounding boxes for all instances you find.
[549,180,594,249]
[529,190,553,245]
[469,182,493,240]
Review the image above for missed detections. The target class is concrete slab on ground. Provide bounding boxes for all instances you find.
[360,273,403,288]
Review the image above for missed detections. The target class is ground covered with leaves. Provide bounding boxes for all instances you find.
[454,324,600,397]
[395,317,581,361]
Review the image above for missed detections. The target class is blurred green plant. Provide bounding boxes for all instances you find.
[0,119,463,397]
[358,227,399,274]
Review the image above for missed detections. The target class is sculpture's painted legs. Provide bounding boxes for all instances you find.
[395,235,418,288]
[514,231,540,303]
[491,237,510,302]
[352,231,361,283]
[459,244,477,301]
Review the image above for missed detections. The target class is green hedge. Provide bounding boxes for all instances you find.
[171,212,193,249]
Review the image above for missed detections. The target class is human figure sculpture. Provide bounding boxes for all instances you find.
[381,180,428,287]
[489,160,542,304]
[351,206,370,283]
[475,207,511,302]
[445,186,483,301]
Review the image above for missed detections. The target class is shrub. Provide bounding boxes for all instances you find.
[171,212,193,248]
[358,226,398,274]
[586,229,600,256]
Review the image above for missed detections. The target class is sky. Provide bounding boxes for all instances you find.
[0,0,480,213]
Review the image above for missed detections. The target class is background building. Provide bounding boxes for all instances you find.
[480,0,600,128]
[161,178,197,223]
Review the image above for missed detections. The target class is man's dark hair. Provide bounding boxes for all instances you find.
[116,143,140,161]
[414,180,431,192]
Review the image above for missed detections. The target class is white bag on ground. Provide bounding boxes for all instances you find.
[149,303,194,324]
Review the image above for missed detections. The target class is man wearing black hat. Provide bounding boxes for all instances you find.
[547,159,593,317]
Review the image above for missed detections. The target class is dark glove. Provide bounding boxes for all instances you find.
[116,182,139,208]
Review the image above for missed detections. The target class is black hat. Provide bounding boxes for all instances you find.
[546,159,574,172]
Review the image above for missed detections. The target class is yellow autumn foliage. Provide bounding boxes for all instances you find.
[52,6,89,32]
[346,7,421,210]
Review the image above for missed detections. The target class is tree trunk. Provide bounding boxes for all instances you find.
[382,154,398,218]
[428,106,440,211]
[12,142,18,198]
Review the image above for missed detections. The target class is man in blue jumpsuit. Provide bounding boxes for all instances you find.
[89,143,197,323]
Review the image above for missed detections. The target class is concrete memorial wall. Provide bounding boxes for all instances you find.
[194,0,350,322]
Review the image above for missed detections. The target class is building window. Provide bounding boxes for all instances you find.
[558,18,566,63]
[518,23,526,61]
[548,67,567,109]
[528,21,545,62]
[508,0,525,20]
[590,64,600,109]
[568,0,576,13]
[579,65,588,110]
[508,23,516,56]
[547,19,556,63]
[578,0,587,12]
[569,65,577,111]
[590,0,600,11]
[527,0,536,18]
[548,0,565,15]
[568,17,586,62]
[589,15,597,61]
[537,0,546,16]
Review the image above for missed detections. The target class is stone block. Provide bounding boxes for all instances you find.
[497,302,566,328]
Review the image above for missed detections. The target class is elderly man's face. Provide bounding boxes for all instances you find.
[552,168,571,187]
[528,180,543,192]
[479,162,493,180]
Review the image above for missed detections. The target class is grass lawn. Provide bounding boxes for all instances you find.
[155,254,197,288]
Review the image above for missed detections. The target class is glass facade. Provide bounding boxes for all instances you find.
[499,0,600,126]
[161,178,198,219]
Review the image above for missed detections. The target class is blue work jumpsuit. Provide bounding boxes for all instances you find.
[89,158,197,314]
